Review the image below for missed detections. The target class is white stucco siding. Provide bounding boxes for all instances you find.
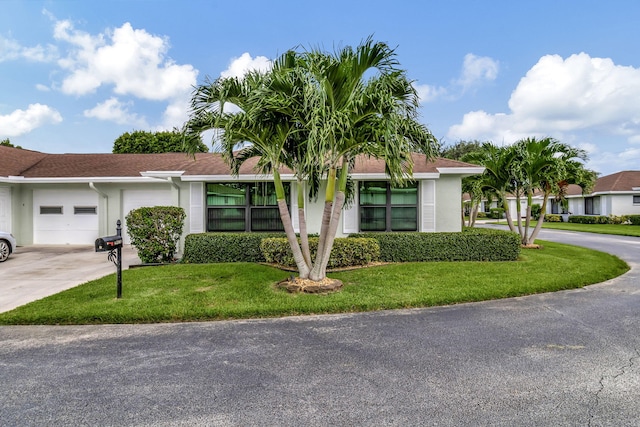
[33,189,99,244]
[0,186,10,233]
[611,194,640,216]
[567,198,584,215]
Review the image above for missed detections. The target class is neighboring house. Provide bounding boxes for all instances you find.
[0,145,484,247]
[565,170,640,217]
[466,170,640,220]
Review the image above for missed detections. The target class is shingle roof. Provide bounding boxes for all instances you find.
[565,171,640,196]
[0,145,48,176]
[592,170,640,192]
[0,146,480,179]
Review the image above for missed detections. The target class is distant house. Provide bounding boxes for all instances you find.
[468,170,640,220]
[565,170,640,217]
[0,146,484,247]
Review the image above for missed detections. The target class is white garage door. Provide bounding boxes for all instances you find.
[33,189,99,244]
[0,187,11,233]
[122,189,173,244]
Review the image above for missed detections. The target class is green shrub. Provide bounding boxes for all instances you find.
[531,204,542,220]
[608,215,629,225]
[544,214,562,222]
[629,215,640,225]
[476,212,487,219]
[349,228,521,262]
[568,215,630,224]
[260,237,380,269]
[125,206,185,263]
[182,232,285,263]
[489,208,505,219]
[569,215,599,224]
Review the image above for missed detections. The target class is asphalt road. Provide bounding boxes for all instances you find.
[1,229,639,426]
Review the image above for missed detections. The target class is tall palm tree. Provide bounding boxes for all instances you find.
[299,38,438,280]
[185,38,438,283]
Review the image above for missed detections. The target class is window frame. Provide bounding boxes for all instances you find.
[633,195,640,205]
[584,196,601,215]
[358,181,418,232]
[206,182,291,232]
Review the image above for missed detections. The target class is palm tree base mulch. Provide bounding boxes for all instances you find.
[522,244,543,249]
[276,276,344,293]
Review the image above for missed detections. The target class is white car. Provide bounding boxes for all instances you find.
[0,231,17,262]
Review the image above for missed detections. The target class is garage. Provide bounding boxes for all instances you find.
[121,189,173,244]
[33,189,99,244]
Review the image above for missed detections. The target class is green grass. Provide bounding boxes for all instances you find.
[493,220,640,237]
[0,241,628,325]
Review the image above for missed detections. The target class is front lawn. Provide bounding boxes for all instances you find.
[0,241,628,325]
[493,220,640,237]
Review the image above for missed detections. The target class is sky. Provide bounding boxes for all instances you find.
[1,0,640,176]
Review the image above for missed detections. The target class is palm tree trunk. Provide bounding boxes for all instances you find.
[277,199,310,278]
[311,190,345,280]
[502,197,516,232]
[297,180,311,268]
[523,192,534,245]
[470,202,479,227]
[273,170,310,278]
[528,193,550,245]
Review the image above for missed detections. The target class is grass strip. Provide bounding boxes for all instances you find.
[0,241,629,325]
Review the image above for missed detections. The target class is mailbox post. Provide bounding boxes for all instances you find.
[95,220,124,298]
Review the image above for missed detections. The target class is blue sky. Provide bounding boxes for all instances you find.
[1,0,640,176]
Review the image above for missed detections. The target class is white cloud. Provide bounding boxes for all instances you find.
[83,97,148,127]
[35,84,51,91]
[448,53,640,146]
[0,35,58,63]
[54,20,198,101]
[586,146,640,175]
[417,53,499,104]
[0,104,62,137]
[220,52,272,78]
[414,83,447,103]
[457,53,499,90]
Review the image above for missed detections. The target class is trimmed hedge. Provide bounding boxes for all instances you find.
[182,233,286,263]
[544,214,562,222]
[630,215,640,226]
[568,215,631,224]
[349,228,521,262]
[261,237,380,269]
[125,206,185,263]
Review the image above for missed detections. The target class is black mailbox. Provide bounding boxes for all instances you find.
[95,235,123,252]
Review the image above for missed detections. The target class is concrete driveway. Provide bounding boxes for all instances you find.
[1,231,639,426]
[0,245,140,313]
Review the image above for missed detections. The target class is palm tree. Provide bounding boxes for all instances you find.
[467,139,597,246]
[464,143,519,231]
[515,138,597,244]
[185,38,438,283]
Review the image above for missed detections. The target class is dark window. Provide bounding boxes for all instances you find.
[206,182,290,232]
[585,196,600,215]
[633,195,640,204]
[359,181,418,232]
[40,206,63,215]
[74,206,97,215]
